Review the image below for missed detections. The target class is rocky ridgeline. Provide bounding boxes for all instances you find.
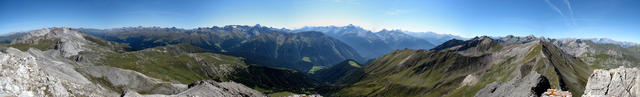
[12,27,87,57]
[583,67,640,97]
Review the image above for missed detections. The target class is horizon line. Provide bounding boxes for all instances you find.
[4,25,639,45]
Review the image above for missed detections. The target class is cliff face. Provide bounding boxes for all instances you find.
[583,67,640,97]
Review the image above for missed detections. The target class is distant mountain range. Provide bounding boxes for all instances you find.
[1,25,639,97]
[294,24,463,59]
[584,38,639,48]
[79,25,363,71]
[404,31,468,45]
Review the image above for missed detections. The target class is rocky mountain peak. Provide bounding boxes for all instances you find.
[526,34,536,38]
[346,24,357,28]
[431,39,465,50]
[470,36,492,41]
[11,27,88,57]
[497,35,547,45]
[297,31,326,37]
[431,35,498,53]
[13,27,82,43]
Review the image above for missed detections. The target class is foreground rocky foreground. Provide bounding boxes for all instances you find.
[583,67,640,97]
[0,47,266,96]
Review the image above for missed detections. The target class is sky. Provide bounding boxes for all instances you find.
[1,0,640,42]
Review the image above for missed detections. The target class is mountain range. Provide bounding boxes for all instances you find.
[0,25,639,97]
[584,38,639,48]
[79,25,363,71]
[295,24,455,59]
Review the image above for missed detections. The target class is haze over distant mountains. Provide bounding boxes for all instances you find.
[584,38,639,48]
[294,24,465,59]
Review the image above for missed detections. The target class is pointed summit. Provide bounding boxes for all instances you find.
[380,29,389,32]
[432,35,498,53]
[527,34,536,39]
[347,24,355,27]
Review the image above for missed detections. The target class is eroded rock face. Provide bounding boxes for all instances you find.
[475,71,551,97]
[123,80,265,97]
[0,48,116,96]
[583,67,640,97]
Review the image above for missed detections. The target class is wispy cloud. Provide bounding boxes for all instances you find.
[544,0,565,16]
[544,0,576,25]
[563,0,576,25]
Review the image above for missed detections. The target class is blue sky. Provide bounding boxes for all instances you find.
[1,0,639,42]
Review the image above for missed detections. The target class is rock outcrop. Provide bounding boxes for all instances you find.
[583,67,640,97]
[78,66,188,94]
[474,71,551,97]
[123,80,265,97]
[0,48,117,96]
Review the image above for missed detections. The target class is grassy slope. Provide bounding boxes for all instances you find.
[97,44,247,84]
[336,50,486,97]
[311,59,364,85]
[537,42,591,95]
[0,37,59,51]
[94,44,317,94]
[336,41,592,97]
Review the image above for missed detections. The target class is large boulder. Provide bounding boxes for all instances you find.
[475,71,551,97]
[583,67,640,97]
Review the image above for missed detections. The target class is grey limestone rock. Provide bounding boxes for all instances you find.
[123,80,266,97]
[475,71,551,97]
[583,67,640,97]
